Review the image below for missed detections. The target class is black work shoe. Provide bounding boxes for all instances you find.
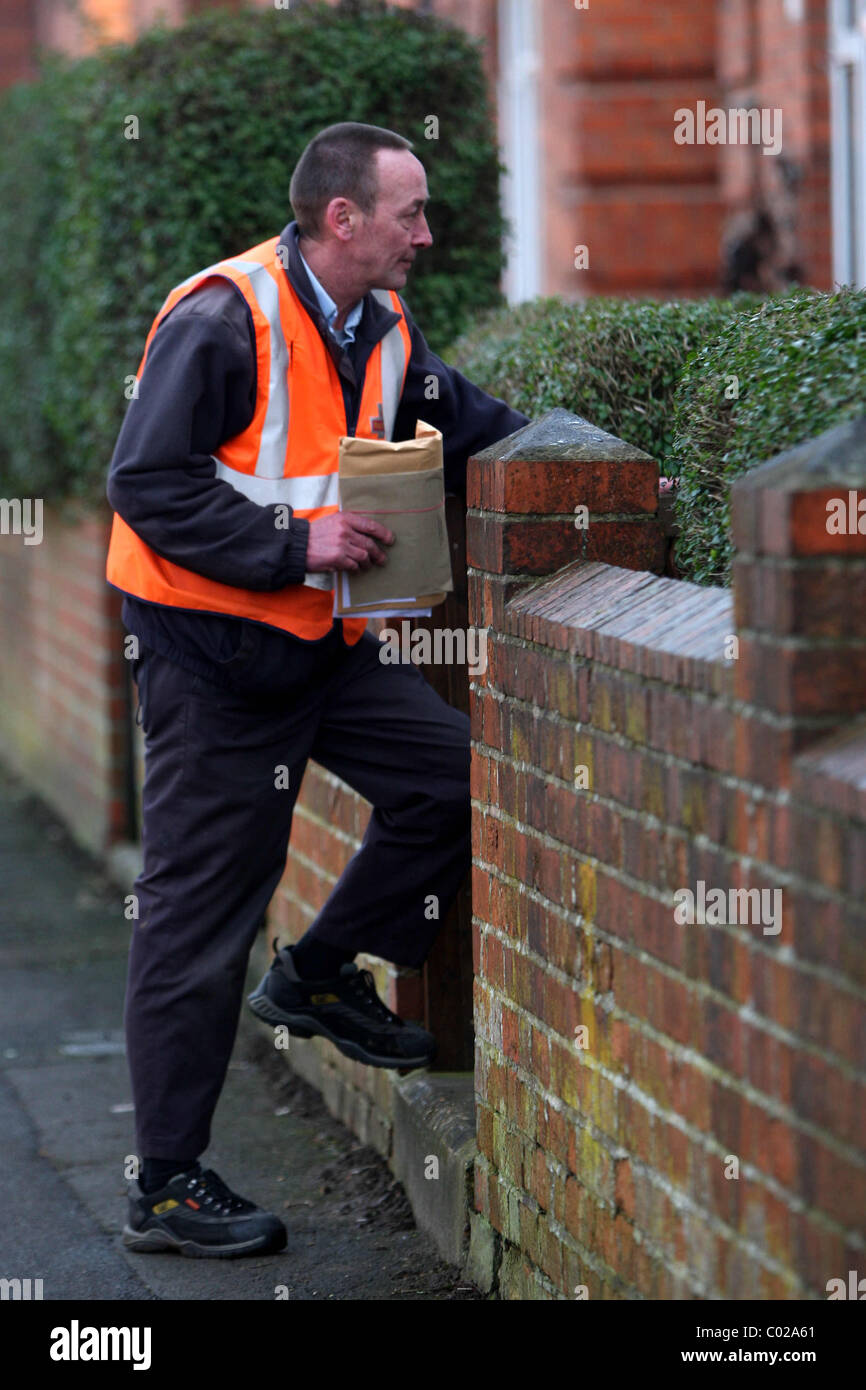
[122,1165,287,1259]
[247,942,437,1070]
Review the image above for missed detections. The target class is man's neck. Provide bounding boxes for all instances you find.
[297,234,363,331]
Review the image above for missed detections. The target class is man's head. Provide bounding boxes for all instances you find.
[290,122,433,297]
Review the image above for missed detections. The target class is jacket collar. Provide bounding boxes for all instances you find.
[277,221,402,386]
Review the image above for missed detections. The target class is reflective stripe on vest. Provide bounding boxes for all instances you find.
[105,236,413,643]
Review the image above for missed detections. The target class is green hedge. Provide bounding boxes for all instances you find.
[668,285,866,585]
[447,294,764,487]
[448,287,866,586]
[0,0,505,506]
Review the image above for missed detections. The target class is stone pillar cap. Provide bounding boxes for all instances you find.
[471,407,655,465]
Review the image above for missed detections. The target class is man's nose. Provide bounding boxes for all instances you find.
[413,214,433,249]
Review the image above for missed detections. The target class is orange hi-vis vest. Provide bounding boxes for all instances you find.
[106,235,413,644]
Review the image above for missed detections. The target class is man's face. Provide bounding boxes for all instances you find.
[352,148,433,290]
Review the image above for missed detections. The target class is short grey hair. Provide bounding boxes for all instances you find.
[290,122,414,239]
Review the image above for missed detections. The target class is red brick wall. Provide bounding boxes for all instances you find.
[0,504,129,854]
[1,0,834,293]
[545,0,723,298]
[469,414,866,1299]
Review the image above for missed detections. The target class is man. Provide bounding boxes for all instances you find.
[106,122,528,1259]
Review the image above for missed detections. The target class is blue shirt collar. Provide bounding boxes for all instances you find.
[297,246,364,347]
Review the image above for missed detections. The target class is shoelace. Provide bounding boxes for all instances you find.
[184,1169,250,1216]
[348,969,401,1026]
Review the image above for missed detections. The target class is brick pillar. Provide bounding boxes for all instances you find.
[466,407,664,1002]
[466,407,664,638]
[731,413,866,788]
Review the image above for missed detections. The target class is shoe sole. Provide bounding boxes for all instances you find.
[122,1222,286,1260]
[247,988,435,1071]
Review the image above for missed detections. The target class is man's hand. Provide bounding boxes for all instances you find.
[305,511,395,572]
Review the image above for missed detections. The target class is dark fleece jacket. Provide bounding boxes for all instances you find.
[106,220,528,686]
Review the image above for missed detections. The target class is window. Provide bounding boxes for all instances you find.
[830,0,866,286]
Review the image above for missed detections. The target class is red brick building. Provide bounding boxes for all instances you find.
[2,0,863,298]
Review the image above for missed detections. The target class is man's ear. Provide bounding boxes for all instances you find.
[326,197,356,242]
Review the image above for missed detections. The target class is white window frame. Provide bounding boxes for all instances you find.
[829,0,866,287]
[498,0,542,303]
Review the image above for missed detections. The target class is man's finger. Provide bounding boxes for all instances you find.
[345,541,376,568]
[346,513,395,545]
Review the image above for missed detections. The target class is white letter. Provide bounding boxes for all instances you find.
[132,1327,151,1371]
[705,887,727,924]
[22,498,43,546]
[673,108,694,146]
[410,627,429,666]
[50,1328,70,1361]
[762,888,783,936]
[705,107,726,145]
[673,888,694,925]
[762,108,782,156]
[825,497,846,534]
[378,627,400,664]
[468,626,488,677]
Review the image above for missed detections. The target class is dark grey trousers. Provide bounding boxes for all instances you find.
[125,628,470,1158]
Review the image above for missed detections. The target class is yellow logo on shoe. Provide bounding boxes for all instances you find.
[310,993,340,1004]
[152,1199,180,1214]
